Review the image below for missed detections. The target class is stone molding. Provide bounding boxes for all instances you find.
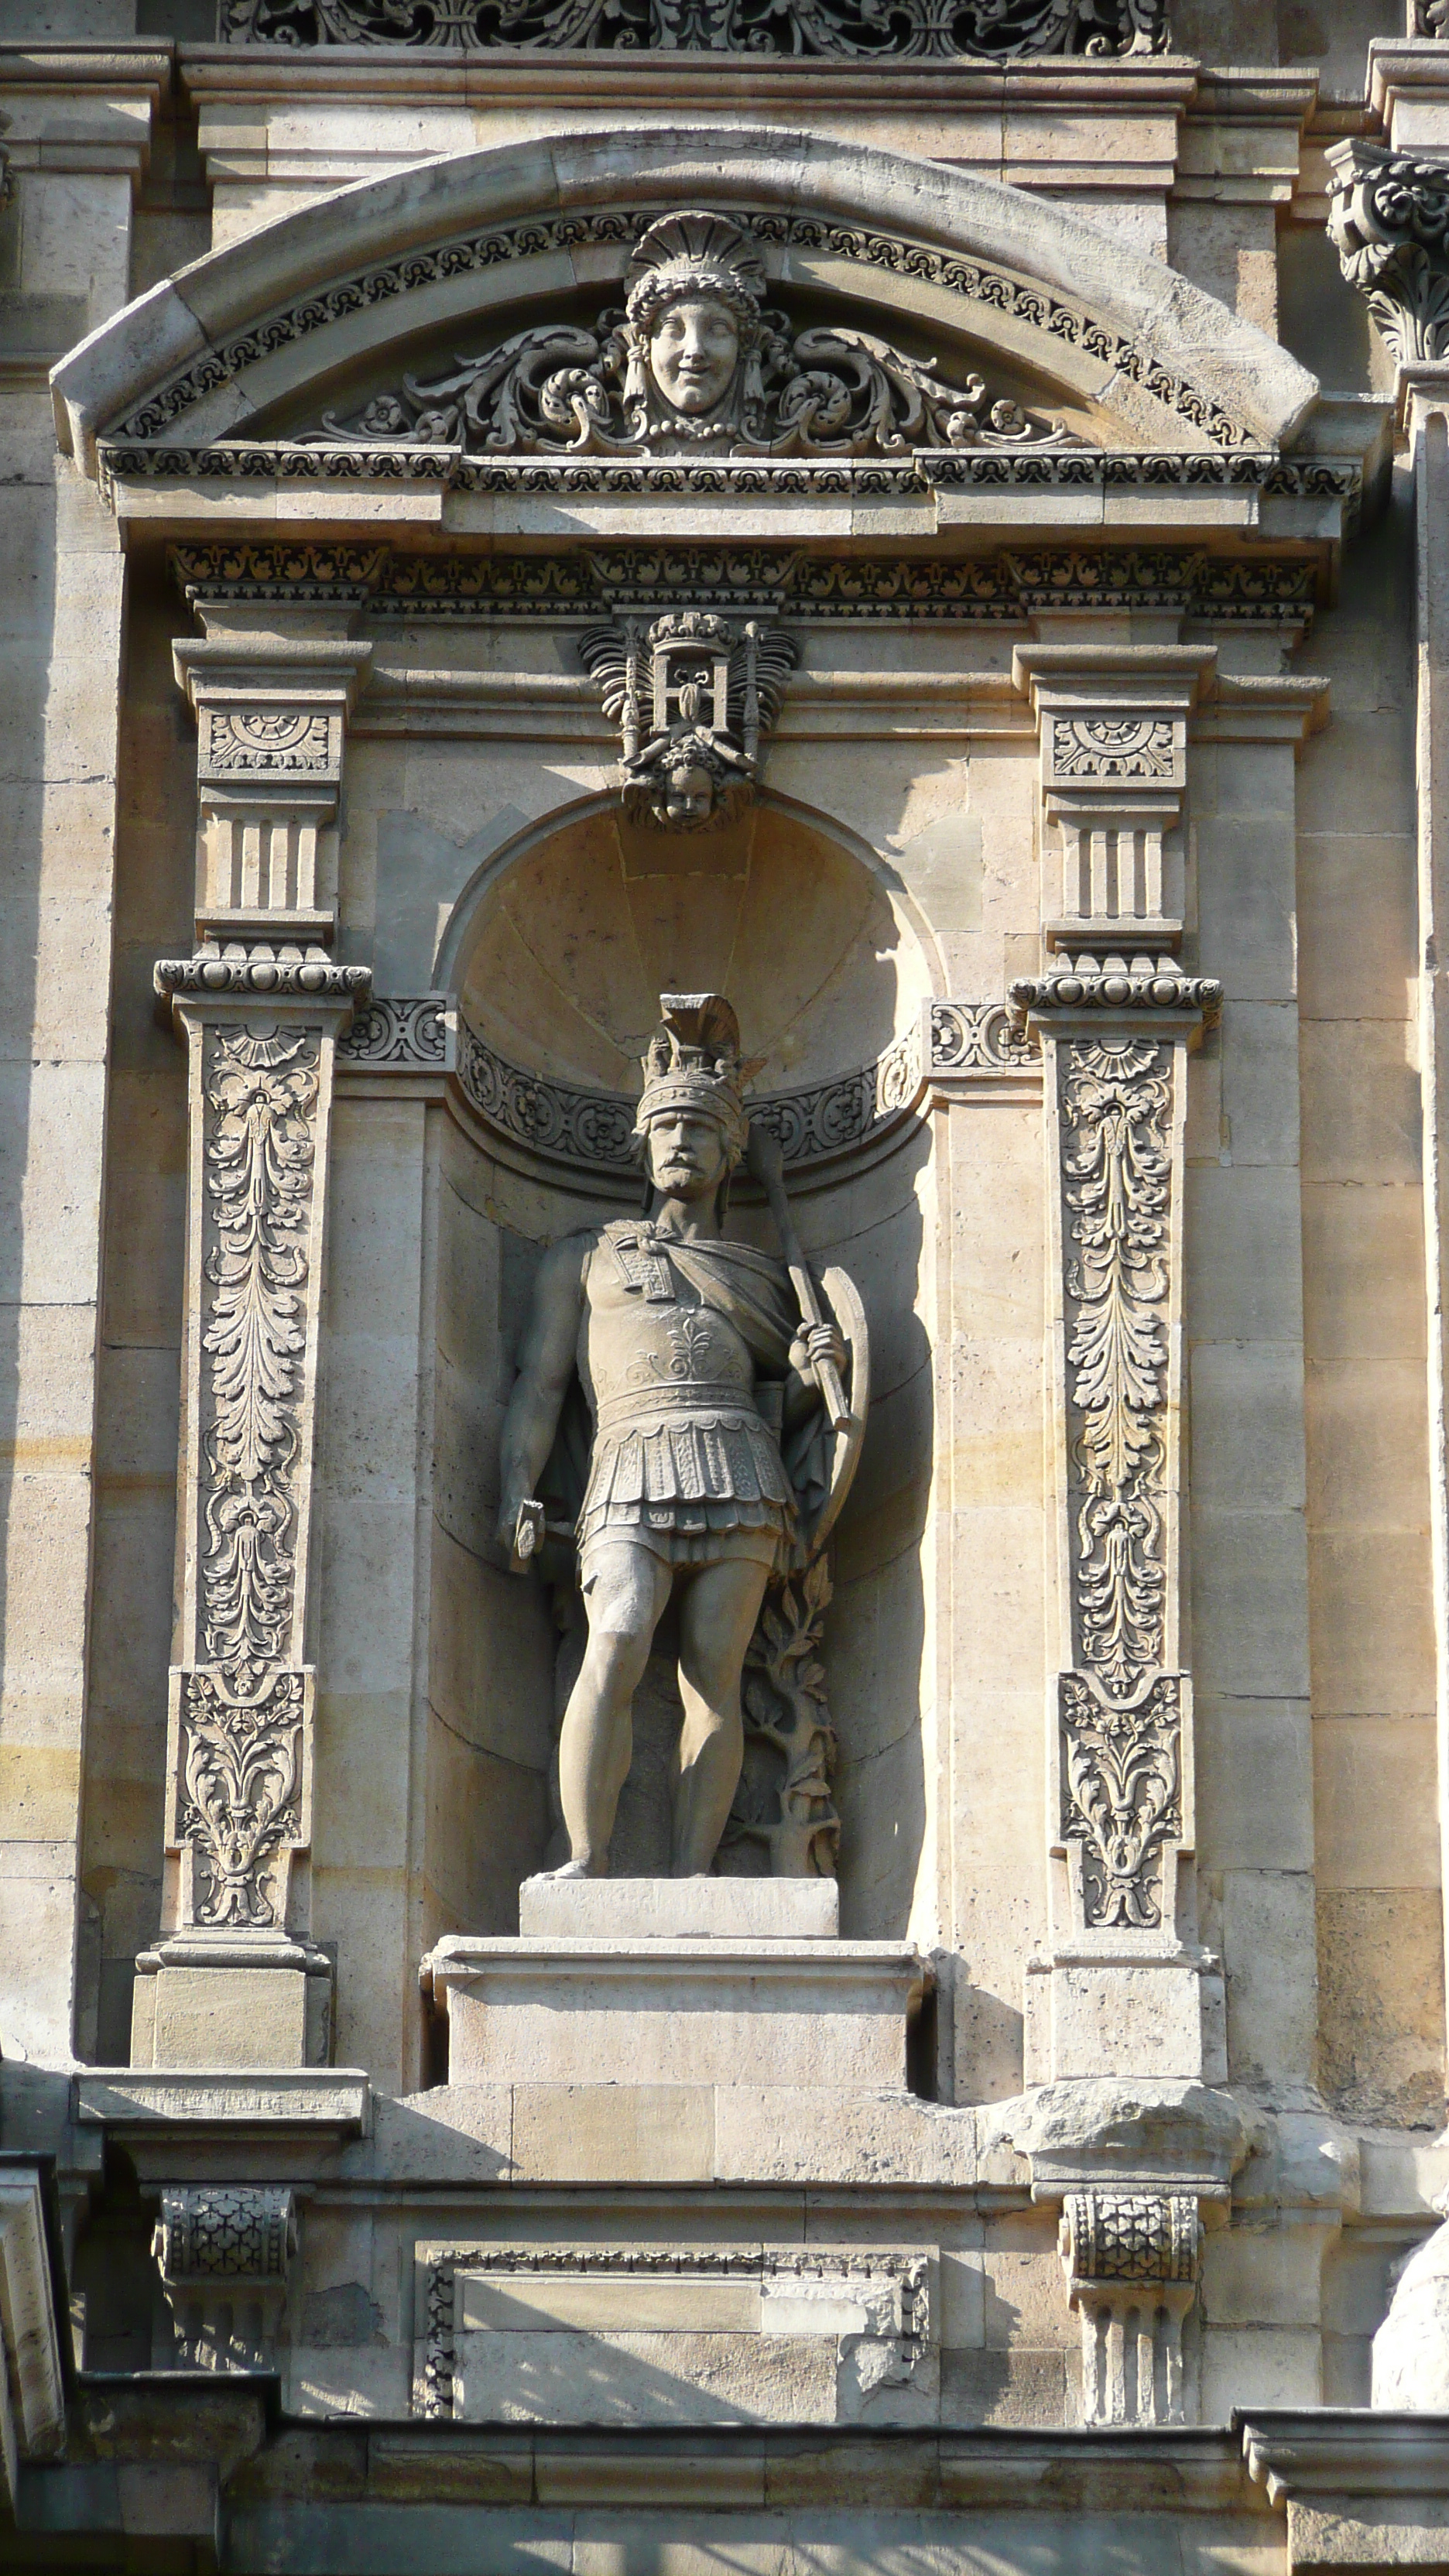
[1327,138,1449,365]
[102,443,1362,507]
[152,2184,297,2370]
[1060,2188,1201,2427]
[157,947,373,1005]
[168,540,1323,627]
[221,0,1164,57]
[104,205,1262,455]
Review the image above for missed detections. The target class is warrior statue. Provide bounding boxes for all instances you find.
[497,995,868,1879]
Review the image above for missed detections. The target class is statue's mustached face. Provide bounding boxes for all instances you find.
[648,297,741,415]
[646,1110,731,1204]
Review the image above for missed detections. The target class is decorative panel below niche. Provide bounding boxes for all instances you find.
[416,2244,938,2427]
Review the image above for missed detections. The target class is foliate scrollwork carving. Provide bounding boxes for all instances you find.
[1327,139,1449,364]
[1059,1670,1183,1930]
[176,1667,307,1930]
[200,1024,319,1688]
[221,0,1164,63]
[313,210,1076,464]
[454,1013,930,1177]
[581,609,796,829]
[1059,1037,1173,1698]
[930,1000,1039,1073]
[111,211,1262,457]
[338,995,448,1067]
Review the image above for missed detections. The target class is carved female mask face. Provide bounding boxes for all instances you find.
[648,297,741,415]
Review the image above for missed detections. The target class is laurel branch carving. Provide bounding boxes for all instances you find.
[725,1551,840,1878]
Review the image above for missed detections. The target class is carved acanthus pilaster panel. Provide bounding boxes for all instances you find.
[152,961,368,1944]
[1012,957,1218,1953]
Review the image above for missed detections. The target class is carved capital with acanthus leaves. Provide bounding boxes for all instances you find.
[1327,138,1449,365]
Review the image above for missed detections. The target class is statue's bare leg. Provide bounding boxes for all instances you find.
[557,1542,672,1873]
[672,1557,772,1877]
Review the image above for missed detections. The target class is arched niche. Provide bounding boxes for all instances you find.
[425,791,937,1944]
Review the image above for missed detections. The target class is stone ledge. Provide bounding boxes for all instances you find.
[73,2071,371,2136]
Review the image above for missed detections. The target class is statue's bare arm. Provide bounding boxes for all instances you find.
[495,1234,590,1554]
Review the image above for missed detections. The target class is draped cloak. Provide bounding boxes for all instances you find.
[539,1218,832,1581]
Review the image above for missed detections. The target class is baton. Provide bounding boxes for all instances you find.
[745,1123,851,1434]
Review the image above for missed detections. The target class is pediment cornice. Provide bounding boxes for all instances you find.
[53,126,1320,483]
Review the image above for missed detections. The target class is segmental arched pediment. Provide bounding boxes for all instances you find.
[53,125,1321,494]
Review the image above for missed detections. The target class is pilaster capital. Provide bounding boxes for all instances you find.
[1010,951,1222,1038]
[1012,648,1217,954]
[154,944,372,1034]
[1327,135,1449,365]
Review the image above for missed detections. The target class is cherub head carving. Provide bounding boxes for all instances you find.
[620,213,768,437]
[622,728,752,834]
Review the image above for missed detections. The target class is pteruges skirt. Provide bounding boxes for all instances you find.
[576,1399,793,1576]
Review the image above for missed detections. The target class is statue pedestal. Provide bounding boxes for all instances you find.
[423,1878,928,2091]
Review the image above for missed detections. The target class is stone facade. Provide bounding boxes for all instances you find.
[2,4,1449,2572]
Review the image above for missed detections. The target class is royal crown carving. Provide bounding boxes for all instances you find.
[313,211,1075,464]
[1327,139,1449,365]
[224,0,1166,59]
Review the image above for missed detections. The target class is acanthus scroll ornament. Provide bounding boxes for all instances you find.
[200,1025,319,1690]
[176,1667,307,1930]
[1060,1037,1173,1700]
[1327,139,1449,364]
[315,210,1077,464]
[1059,1669,1182,1930]
[222,0,1166,65]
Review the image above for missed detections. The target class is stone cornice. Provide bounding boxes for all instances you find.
[167,539,1324,628]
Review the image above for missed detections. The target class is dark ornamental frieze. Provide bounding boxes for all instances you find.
[222,0,1165,57]
[314,211,1074,464]
[1327,139,1449,365]
[169,541,1321,627]
[108,206,1256,452]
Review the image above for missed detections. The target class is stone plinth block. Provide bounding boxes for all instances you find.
[517,1874,839,1941]
[131,1933,334,2071]
[1024,1944,1225,2088]
[425,1936,927,2089]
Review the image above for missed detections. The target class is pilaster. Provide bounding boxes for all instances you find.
[1012,644,1223,2112]
[132,607,372,2071]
